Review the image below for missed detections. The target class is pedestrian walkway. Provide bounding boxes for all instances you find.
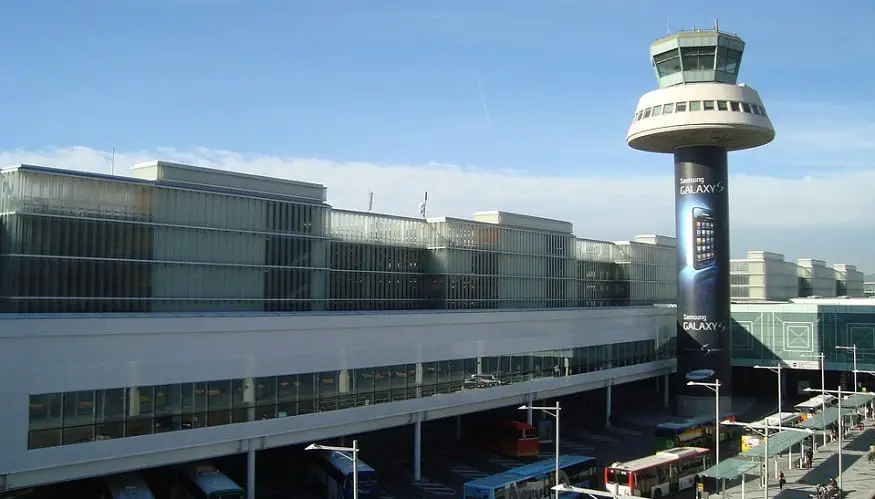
[711,423,875,499]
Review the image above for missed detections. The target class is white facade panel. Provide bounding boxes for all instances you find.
[0,307,674,488]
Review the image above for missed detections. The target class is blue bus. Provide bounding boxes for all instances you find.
[310,450,380,499]
[102,473,156,499]
[463,455,599,499]
[177,463,244,499]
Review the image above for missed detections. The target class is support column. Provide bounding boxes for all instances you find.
[674,145,733,415]
[413,417,422,481]
[606,380,613,427]
[416,363,424,398]
[664,374,670,408]
[526,406,534,426]
[243,378,256,422]
[246,447,256,499]
[455,415,462,440]
[128,387,141,417]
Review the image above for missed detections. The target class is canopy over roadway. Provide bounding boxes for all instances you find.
[739,430,811,459]
[700,457,758,480]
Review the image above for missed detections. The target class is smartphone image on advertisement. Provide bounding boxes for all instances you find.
[691,207,716,271]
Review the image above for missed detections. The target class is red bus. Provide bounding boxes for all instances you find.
[605,446,711,498]
[479,420,540,458]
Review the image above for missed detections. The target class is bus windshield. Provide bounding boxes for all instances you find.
[605,468,629,484]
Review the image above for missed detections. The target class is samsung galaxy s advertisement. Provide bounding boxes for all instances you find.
[674,146,732,393]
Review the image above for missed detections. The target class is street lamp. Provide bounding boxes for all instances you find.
[520,401,561,499]
[801,352,828,446]
[306,440,360,499]
[836,344,858,392]
[753,364,784,429]
[686,379,721,495]
[804,386,847,492]
[722,421,814,499]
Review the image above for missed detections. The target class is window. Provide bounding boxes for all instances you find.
[651,106,662,117]
[702,101,715,111]
[643,107,652,118]
[717,101,729,111]
[741,102,752,113]
[759,106,768,117]
[716,47,743,74]
[653,49,682,77]
[676,102,687,112]
[681,46,716,71]
[729,101,741,112]
[663,103,674,114]
[636,111,643,121]
[689,101,701,111]
[751,104,761,115]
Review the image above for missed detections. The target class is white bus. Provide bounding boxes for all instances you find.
[310,450,380,499]
[177,463,244,499]
[101,473,156,499]
[605,447,711,498]
[795,394,837,415]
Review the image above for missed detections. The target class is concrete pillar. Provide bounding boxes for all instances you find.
[455,415,462,440]
[243,378,256,422]
[338,369,351,394]
[246,447,256,499]
[606,380,613,427]
[526,406,534,425]
[476,357,484,375]
[664,374,670,408]
[128,387,140,417]
[414,418,422,481]
[416,363,424,398]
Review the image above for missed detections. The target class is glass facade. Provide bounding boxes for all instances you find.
[731,304,875,369]
[0,168,329,313]
[0,166,677,313]
[26,338,674,449]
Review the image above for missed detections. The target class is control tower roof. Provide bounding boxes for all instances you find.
[650,26,746,88]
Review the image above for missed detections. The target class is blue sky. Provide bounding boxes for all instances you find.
[1,0,874,272]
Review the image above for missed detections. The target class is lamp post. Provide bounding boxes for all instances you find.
[520,401,561,499]
[836,344,858,392]
[686,379,721,495]
[801,352,828,447]
[722,421,814,499]
[753,364,783,429]
[804,386,847,492]
[306,440,360,499]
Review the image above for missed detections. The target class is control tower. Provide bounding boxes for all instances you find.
[626,24,775,416]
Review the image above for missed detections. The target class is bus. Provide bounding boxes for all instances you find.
[480,420,541,458]
[605,447,711,498]
[310,450,380,499]
[463,455,599,499]
[653,414,737,450]
[101,473,156,499]
[178,463,244,499]
[794,394,837,417]
[740,412,803,452]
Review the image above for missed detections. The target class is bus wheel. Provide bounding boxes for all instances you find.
[653,489,663,499]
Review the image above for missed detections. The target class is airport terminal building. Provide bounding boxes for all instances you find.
[0,161,870,491]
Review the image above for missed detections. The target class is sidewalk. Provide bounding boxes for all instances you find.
[712,423,875,499]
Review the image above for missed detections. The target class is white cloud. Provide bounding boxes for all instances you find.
[1,145,873,269]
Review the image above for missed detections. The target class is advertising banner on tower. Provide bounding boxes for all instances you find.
[674,146,732,393]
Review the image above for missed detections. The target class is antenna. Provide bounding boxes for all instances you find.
[418,191,428,218]
[367,192,374,212]
[714,18,719,32]
[111,147,116,175]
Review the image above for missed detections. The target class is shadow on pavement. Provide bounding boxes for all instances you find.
[844,428,875,452]
[797,452,860,485]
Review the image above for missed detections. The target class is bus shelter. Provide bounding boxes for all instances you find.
[700,458,758,499]
[739,430,810,459]
[797,406,855,430]
[843,392,875,409]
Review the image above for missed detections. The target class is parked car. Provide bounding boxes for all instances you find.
[463,374,503,389]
